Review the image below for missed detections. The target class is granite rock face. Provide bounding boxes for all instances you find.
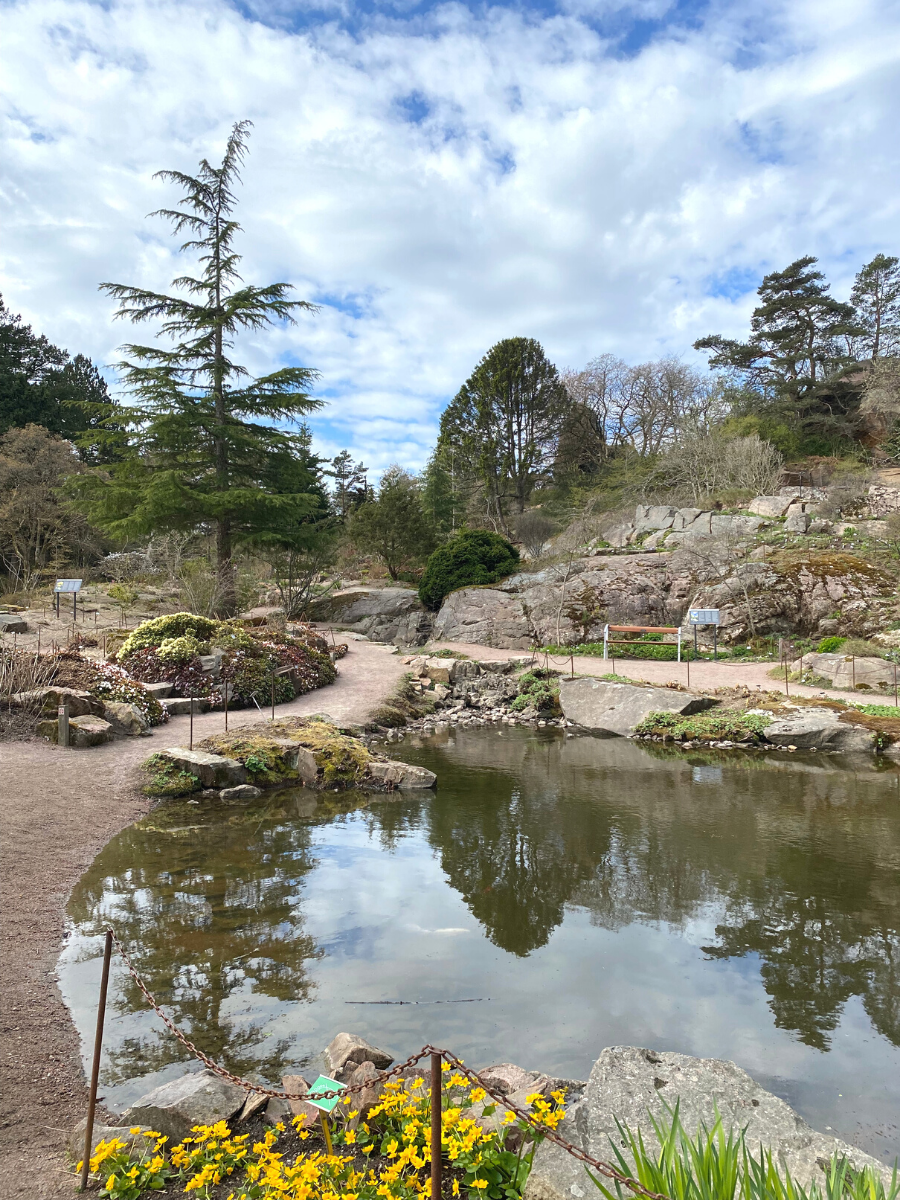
[308,588,433,646]
[68,1119,156,1162]
[367,760,438,789]
[524,1047,893,1200]
[558,678,717,736]
[120,1069,246,1143]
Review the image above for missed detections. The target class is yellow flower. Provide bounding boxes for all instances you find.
[130,1126,142,1134]
[502,1110,517,1125]
[344,1130,357,1145]
[472,1179,489,1190]
[470,1087,486,1104]
[452,1183,460,1196]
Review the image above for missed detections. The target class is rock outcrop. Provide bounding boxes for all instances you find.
[156,748,248,788]
[558,678,717,736]
[367,760,438,789]
[795,652,897,691]
[308,587,432,646]
[325,1031,394,1075]
[524,1046,893,1200]
[120,1069,246,1143]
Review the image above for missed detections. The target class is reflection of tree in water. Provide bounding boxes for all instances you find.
[68,792,326,1086]
[413,731,900,1047]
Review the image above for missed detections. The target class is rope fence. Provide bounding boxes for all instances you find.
[79,927,671,1200]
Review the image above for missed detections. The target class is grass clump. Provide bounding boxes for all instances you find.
[511,668,561,714]
[817,636,846,653]
[633,709,770,742]
[588,1101,898,1200]
[141,753,201,796]
[368,674,437,729]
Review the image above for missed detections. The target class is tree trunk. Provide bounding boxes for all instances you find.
[216,516,236,616]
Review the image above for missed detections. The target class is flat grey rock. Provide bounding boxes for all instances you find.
[367,760,437,789]
[120,1068,247,1143]
[524,1047,893,1200]
[158,749,246,788]
[220,784,262,800]
[558,678,717,736]
[67,1119,156,1162]
[162,697,211,716]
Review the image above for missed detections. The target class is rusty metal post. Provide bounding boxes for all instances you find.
[784,660,789,698]
[431,1052,442,1200]
[37,627,41,655]
[570,654,574,679]
[224,680,229,732]
[189,697,194,751]
[79,929,113,1192]
[271,669,275,721]
[58,699,70,748]
[852,655,856,688]
[686,656,690,689]
[895,661,898,709]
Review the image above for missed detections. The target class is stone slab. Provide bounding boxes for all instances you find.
[158,748,247,788]
[367,760,437,789]
[524,1047,893,1200]
[558,678,717,736]
[120,1068,246,1143]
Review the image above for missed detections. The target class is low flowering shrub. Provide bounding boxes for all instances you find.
[76,1071,567,1200]
[124,647,215,698]
[76,1128,171,1199]
[89,661,167,726]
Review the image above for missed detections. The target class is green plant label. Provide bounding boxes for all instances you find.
[306,1075,346,1112]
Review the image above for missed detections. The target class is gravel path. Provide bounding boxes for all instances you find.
[427,641,887,707]
[0,639,407,1199]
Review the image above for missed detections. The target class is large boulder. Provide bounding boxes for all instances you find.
[761,711,844,749]
[102,700,149,736]
[162,697,210,716]
[57,716,114,747]
[0,613,27,632]
[432,587,534,649]
[324,1032,394,1074]
[68,1119,156,1163]
[156,749,247,788]
[12,686,98,717]
[308,587,433,646]
[748,495,795,518]
[558,678,717,736]
[367,760,437,789]
[524,1047,892,1200]
[803,653,896,692]
[120,1069,247,1143]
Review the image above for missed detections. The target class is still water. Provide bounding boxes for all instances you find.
[59,729,900,1162]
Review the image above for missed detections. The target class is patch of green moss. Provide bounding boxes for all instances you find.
[141,753,201,797]
[266,716,373,785]
[366,674,437,730]
[198,732,299,786]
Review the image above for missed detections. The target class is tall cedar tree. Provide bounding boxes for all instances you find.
[81,121,322,613]
[438,337,567,526]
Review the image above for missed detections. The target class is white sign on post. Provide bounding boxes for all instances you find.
[688,608,720,625]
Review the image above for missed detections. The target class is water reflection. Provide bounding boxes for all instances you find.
[61,729,900,1157]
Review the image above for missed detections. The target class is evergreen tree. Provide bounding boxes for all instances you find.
[850,253,900,358]
[694,257,858,449]
[78,121,322,614]
[438,337,567,526]
[348,466,435,580]
[326,450,368,518]
[421,447,458,534]
[0,296,121,458]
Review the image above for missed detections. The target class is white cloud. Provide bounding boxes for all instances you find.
[1,0,899,473]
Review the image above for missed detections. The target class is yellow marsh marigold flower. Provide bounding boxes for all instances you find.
[472,1179,489,1190]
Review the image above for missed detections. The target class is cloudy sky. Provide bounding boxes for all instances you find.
[2,0,899,474]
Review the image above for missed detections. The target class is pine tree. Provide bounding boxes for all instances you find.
[80,121,322,613]
[850,254,900,358]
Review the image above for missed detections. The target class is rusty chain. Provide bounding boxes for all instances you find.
[107,928,669,1200]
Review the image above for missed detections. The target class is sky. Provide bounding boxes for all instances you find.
[2,0,899,475]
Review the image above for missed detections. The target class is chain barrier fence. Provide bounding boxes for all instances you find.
[77,928,671,1200]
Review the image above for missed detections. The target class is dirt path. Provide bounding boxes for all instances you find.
[427,641,889,707]
[0,640,407,1199]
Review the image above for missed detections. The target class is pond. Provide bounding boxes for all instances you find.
[59,728,900,1164]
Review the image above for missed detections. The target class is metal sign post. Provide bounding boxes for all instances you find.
[306,1074,346,1154]
[54,579,83,622]
[688,609,720,660]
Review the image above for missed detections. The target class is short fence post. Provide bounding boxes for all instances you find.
[271,670,276,721]
[852,655,856,688]
[224,680,229,732]
[58,700,70,748]
[895,662,898,709]
[686,656,690,689]
[430,1052,442,1200]
[79,929,113,1192]
[570,654,574,680]
[189,697,194,751]
[784,660,789,698]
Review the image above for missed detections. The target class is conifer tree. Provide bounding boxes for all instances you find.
[850,253,900,358]
[78,121,322,613]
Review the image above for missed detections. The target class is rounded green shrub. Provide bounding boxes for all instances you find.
[418,530,520,610]
[817,636,847,653]
[118,612,219,660]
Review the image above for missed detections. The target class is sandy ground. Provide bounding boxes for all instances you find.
[0,639,408,1199]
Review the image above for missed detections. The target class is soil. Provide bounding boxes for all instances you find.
[0,637,408,1199]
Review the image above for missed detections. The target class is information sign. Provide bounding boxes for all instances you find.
[306,1076,345,1114]
[688,608,720,625]
[54,579,83,593]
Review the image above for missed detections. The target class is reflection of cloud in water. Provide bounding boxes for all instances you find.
[406,925,472,935]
